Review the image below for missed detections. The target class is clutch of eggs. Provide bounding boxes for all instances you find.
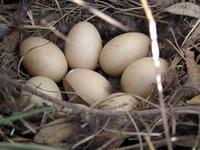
[19,21,169,110]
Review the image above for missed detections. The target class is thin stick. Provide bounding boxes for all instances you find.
[194,115,200,149]
[182,19,200,47]
[104,129,161,137]
[53,0,62,16]
[23,25,67,41]
[2,73,200,118]
[144,136,156,150]
[126,111,143,150]
[140,0,172,149]
[72,117,110,149]
[70,0,130,31]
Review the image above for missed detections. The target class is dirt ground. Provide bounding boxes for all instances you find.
[0,0,200,150]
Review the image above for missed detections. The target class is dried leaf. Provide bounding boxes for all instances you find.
[0,24,11,39]
[174,136,199,148]
[149,0,177,7]
[0,31,20,52]
[83,116,129,149]
[187,95,200,104]
[183,20,200,47]
[34,118,78,144]
[164,2,200,18]
[184,49,200,84]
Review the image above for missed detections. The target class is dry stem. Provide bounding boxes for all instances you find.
[140,0,172,149]
[1,73,200,117]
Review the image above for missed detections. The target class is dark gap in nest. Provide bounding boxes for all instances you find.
[158,145,192,150]
[1,0,20,4]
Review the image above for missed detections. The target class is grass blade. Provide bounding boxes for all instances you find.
[0,106,52,126]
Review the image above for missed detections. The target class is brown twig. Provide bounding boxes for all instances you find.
[140,0,172,149]
[70,0,130,31]
[1,73,200,118]
[72,117,111,149]
[126,111,143,150]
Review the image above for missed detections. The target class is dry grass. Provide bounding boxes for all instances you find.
[0,0,200,149]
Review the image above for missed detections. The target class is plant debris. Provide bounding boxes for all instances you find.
[1,0,200,150]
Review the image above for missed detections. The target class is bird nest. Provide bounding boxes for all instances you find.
[0,0,200,149]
